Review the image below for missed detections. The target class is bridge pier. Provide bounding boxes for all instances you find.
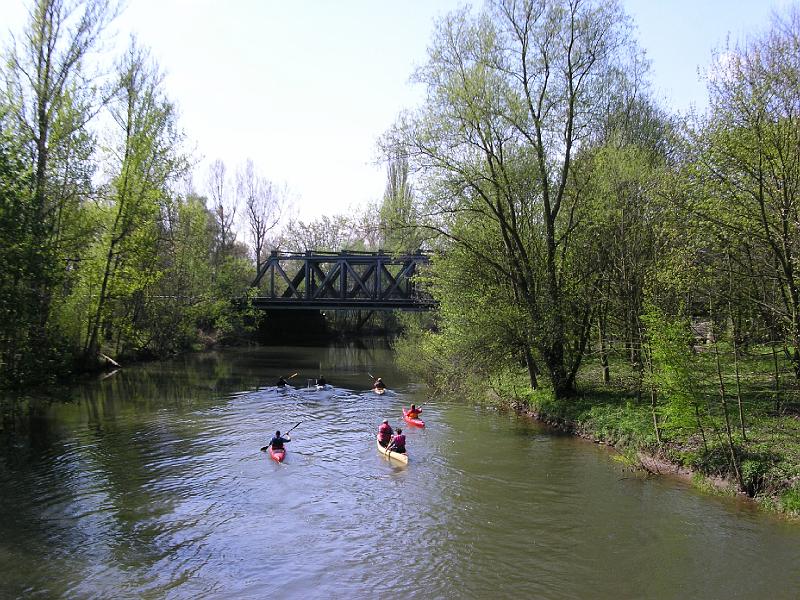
[257,309,329,343]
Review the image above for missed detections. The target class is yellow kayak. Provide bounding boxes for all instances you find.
[376,436,408,464]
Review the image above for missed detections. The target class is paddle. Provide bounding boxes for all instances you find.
[260,421,301,452]
[368,372,385,391]
[276,372,297,388]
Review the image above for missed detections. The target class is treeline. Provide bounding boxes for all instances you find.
[0,0,416,387]
[0,0,262,385]
[384,0,800,507]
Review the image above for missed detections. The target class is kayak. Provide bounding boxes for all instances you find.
[374,387,386,395]
[269,446,286,462]
[403,408,425,428]
[376,435,408,464]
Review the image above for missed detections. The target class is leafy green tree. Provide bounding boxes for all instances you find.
[379,151,423,253]
[642,305,707,447]
[385,0,642,397]
[688,7,800,377]
[0,114,41,382]
[581,97,677,384]
[2,0,114,325]
[79,40,187,359]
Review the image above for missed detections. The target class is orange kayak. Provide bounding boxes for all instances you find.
[403,408,425,428]
[269,447,286,462]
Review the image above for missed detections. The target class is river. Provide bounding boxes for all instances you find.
[1,343,798,599]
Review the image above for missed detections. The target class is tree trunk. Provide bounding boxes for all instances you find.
[523,346,538,390]
[599,312,610,384]
[714,334,745,492]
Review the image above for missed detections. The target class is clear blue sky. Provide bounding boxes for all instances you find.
[1,0,793,220]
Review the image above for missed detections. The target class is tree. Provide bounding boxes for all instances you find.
[0,113,38,382]
[379,151,423,253]
[280,214,368,253]
[82,40,187,359]
[207,158,237,267]
[0,0,116,382]
[583,96,676,384]
[237,159,283,276]
[689,7,800,377]
[384,0,642,397]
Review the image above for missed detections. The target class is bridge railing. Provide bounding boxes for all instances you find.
[250,250,434,311]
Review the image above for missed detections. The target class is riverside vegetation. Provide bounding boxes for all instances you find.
[3,0,800,517]
[384,1,800,518]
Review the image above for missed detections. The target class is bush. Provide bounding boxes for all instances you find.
[780,484,800,514]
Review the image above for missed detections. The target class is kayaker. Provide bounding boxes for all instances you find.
[407,404,422,419]
[388,428,406,454]
[276,377,288,388]
[373,377,386,390]
[267,430,291,451]
[317,375,327,386]
[377,419,393,447]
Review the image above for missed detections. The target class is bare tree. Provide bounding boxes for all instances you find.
[207,158,237,263]
[236,159,282,275]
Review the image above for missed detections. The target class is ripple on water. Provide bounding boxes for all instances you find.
[3,360,800,599]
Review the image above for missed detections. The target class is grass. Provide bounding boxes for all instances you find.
[481,344,800,519]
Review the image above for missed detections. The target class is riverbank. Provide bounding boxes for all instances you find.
[486,368,800,520]
[398,337,800,521]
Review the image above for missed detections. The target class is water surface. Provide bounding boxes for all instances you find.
[1,344,798,598]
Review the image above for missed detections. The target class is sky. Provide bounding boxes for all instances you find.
[1,0,794,221]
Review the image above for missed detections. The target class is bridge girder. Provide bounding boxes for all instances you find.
[250,251,434,311]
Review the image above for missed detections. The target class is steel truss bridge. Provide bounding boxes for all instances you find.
[250,251,434,311]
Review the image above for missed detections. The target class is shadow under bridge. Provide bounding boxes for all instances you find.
[250,250,435,311]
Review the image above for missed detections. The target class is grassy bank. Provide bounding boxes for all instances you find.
[400,338,800,519]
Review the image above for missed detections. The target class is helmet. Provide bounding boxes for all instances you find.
[382,419,389,424]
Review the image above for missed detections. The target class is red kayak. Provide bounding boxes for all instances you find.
[403,407,425,428]
[269,447,286,462]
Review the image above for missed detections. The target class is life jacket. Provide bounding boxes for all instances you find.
[271,436,288,449]
[407,408,421,419]
[378,423,393,442]
[390,434,406,452]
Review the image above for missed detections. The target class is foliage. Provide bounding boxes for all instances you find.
[0,1,266,385]
[780,485,800,515]
[384,0,648,397]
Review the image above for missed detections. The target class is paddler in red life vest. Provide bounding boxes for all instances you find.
[387,428,406,454]
[377,419,393,447]
[407,404,422,420]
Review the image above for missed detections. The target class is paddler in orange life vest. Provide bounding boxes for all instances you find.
[377,419,393,447]
[407,404,422,420]
[388,428,406,454]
